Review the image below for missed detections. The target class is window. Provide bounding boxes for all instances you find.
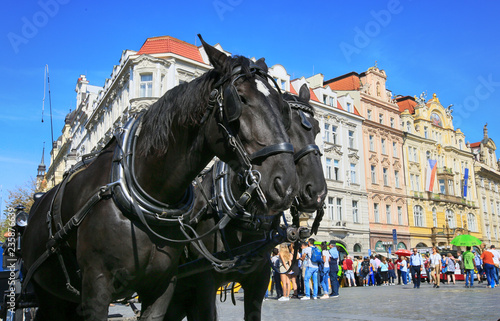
[353,201,359,223]
[329,97,334,107]
[383,168,388,186]
[446,209,455,228]
[395,170,400,188]
[393,142,398,157]
[486,225,491,240]
[497,202,500,216]
[367,110,372,120]
[415,175,420,192]
[467,213,477,232]
[374,203,380,222]
[323,95,328,105]
[432,207,437,227]
[334,160,340,180]
[379,113,384,124]
[386,205,391,224]
[491,201,495,215]
[326,158,332,179]
[410,174,415,191]
[390,117,395,128]
[347,102,352,112]
[350,163,356,184]
[381,138,386,154]
[448,180,454,195]
[332,126,337,144]
[324,124,330,142]
[483,198,487,213]
[406,121,412,133]
[424,126,429,138]
[481,178,484,188]
[414,205,424,227]
[459,140,463,150]
[413,148,418,162]
[439,179,446,194]
[348,131,355,149]
[408,147,413,162]
[281,80,286,91]
[327,197,334,221]
[354,244,362,252]
[371,165,377,183]
[398,206,403,225]
[140,74,153,97]
[337,198,343,221]
[369,135,375,151]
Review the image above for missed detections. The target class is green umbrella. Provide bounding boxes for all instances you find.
[450,234,482,247]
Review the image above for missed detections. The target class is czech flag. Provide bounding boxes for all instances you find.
[425,159,437,192]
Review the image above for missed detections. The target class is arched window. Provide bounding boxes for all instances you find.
[406,121,412,133]
[446,209,456,228]
[432,207,437,227]
[397,242,407,249]
[416,242,428,248]
[467,213,477,232]
[414,205,424,227]
[353,244,362,253]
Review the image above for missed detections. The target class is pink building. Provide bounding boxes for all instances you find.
[326,66,410,254]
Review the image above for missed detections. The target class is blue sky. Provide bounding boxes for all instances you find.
[1,0,499,209]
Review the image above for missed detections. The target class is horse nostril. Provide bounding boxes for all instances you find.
[274,177,285,198]
[305,184,313,199]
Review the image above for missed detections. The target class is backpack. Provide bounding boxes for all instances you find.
[362,261,370,274]
[310,247,323,264]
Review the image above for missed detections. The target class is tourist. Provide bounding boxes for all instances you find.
[445,252,456,285]
[409,248,424,288]
[360,256,372,286]
[388,258,396,285]
[396,256,402,284]
[319,242,330,299]
[380,256,389,286]
[474,250,483,283]
[328,241,340,298]
[423,254,431,284]
[278,243,292,301]
[400,256,408,285]
[270,248,283,298]
[300,238,319,299]
[487,245,500,286]
[356,256,364,286]
[463,246,475,288]
[429,247,442,288]
[344,255,356,287]
[288,243,300,298]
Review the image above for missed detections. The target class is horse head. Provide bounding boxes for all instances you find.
[199,36,297,213]
[284,84,327,213]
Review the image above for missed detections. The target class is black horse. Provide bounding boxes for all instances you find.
[21,36,298,321]
[165,84,327,321]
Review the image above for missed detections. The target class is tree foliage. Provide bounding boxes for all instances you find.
[1,179,38,242]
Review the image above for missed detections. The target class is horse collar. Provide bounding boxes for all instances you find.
[110,115,195,226]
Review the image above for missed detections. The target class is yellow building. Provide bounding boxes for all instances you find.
[397,94,481,251]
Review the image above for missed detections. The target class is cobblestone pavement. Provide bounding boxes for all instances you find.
[109,282,500,321]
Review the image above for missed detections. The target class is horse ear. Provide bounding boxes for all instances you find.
[198,34,227,72]
[299,84,310,101]
[254,58,268,73]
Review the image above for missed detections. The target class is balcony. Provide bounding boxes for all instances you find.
[437,167,453,175]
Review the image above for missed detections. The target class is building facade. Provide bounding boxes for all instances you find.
[327,66,410,256]
[398,93,481,250]
[471,124,500,247]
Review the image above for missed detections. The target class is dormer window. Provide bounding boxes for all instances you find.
[347,102,352,112]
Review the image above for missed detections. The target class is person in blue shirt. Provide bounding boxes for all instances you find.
[328,241,340,297]
[409,248,424,288]
[473,250,483,283]
[300,238,319,300]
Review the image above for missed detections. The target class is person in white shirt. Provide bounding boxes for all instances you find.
[429,247,442,288]
[487,245,500,286]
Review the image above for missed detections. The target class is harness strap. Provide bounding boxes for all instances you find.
[293,144,320,163]
[249,142,294,162]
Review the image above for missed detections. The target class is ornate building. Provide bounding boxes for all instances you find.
[471,124,500,247]
[398,93,481,251]
[290,72,370,257]
[327,66,410,256]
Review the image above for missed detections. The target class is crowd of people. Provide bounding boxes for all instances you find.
[266,239,500,301]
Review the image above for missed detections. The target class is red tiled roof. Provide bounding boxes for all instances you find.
[470,142,481,148]
[309,88,319,102]
[289,83,298,95]
[137,36,204,64]
[337,101,344,111]
[324,72,360,91]
[396,96,417,114]
[353,105,361,116]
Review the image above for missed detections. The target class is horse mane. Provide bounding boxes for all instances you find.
[138,56,253,156]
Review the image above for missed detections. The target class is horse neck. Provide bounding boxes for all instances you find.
[134,123,214,204]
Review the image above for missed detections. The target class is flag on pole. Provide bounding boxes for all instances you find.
[463,168,469,198]
[425,159,438,192]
